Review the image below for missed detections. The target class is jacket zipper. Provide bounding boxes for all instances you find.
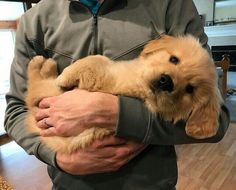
[92,1,105,55]
[93,14,98,55]
[70,1,105,55]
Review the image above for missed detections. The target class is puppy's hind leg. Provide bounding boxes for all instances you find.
[39,58,58,79]
[27,56,46,80]
[28,56,58,81]
[27,56,60,107]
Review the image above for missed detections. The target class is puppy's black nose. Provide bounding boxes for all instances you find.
[150,74,174,93]
[159,74,174,92]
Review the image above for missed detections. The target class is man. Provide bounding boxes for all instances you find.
[5,0,230,189]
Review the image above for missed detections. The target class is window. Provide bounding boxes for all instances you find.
[0,1,24,135]
[214,0,236,24]
[0,2,24,20]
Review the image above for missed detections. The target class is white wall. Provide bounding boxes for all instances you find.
[204,24,236,47]
[193,0,236,47]
[193,0,214,22]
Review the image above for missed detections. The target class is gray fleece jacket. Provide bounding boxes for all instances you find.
[4,0,230,189]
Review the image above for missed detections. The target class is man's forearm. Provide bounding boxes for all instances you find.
[115,96,230,145]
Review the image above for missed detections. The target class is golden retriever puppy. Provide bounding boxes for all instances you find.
[26,35,222,153]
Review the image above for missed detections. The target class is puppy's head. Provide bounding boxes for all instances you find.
[139,35,222,138]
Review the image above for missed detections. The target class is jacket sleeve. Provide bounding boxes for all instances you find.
[4,15,57,167]
[115,0,230,144]
[116,96,230,144]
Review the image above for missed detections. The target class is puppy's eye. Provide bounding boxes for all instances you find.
[185,84,194,94]
[169,55,179,64]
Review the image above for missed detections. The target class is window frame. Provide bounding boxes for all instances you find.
[0,0,40,11]
[213,0,236,25]
[0,20,17,29]
[0,0,39,141]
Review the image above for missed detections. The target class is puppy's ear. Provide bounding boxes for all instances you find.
[185,91,221,139]
[140,35,174,57]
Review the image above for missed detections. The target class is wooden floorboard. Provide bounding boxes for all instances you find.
[0,141,52,190]
[176,122,236,190]
[0,123,235,190]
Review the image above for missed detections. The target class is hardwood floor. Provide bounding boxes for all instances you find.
[0,123,235,190]
[176,122,236,190]
[0,141,52,190]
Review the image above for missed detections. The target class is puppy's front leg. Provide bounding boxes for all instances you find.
[185,104,220,139]
[56,55,112,91]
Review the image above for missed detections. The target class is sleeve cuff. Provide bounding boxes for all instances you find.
[36,143,57,168]
[115,95,151,143]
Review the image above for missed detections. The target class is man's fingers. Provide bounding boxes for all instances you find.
[40,127,57,137]
[35,108,50,121]
[38,97,51,108]
[113,142,146,161]
[37,118,52,129]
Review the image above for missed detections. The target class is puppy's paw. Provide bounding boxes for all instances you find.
[28,56,58,79]
[80,128,111,149]
[28,56,46,74]
[56,68,77,90]
[39,58,58,79]
[185,120,218,139]
[71,128,112,151]
[56,55,111,90]
[56,66,97,90]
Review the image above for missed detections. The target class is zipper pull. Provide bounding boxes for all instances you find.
[93,15,98,25]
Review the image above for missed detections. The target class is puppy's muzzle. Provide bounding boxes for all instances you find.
[150,74,174,93]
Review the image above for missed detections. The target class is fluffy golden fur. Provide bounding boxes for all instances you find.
[26,35,222,153]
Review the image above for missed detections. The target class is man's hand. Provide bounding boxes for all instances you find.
[56,136,146,175]
[35,89,118,137]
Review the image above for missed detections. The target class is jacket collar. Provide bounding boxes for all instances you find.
[68,0,127,15]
